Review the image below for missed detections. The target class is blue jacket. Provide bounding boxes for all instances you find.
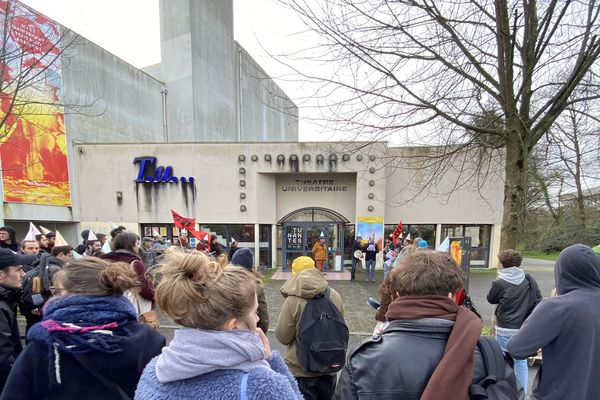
[135,351,303,400]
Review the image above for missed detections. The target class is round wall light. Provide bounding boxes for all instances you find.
[239,180,246,187]
[369,167,376,174]
[316,154,325,164]
[368,205,374,212]
[356,154,363,161]
[238,154,246,162]
[251,155,258,162]
[368,193,375,199]
[264,154,272,162]
[342,154,350,161]
[240,192,246,199]
[369,154,376,161]
[329,154,338,162]
[240,205,247,212]
[369,180,375,186]
[239,167,246,175]
[303,154,311,162]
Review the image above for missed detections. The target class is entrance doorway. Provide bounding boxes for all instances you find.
[279,207,350,272]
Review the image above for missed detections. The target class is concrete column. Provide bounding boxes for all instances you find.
[254,223,260,267]
[435,224,443,248]
[490,224,502,269]
[271,224,278,269]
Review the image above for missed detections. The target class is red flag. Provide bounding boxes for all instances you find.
[391,220,403,246]
[171,209,206,241]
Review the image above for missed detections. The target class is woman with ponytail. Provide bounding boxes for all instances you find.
[135,248,302,400]
[0,258,165,400]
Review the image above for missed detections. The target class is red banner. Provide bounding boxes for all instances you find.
[391,220,403,246]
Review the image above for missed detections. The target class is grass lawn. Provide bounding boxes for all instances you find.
[261,267,276,283]
[521,250,559,261]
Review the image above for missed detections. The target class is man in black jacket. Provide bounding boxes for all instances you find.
[487,249,542,393]
[0,249,34,391]
[334,250,523,399]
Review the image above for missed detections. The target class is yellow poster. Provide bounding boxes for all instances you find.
[356,216,384,249]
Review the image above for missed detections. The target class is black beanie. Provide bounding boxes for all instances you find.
[231,248,254,271]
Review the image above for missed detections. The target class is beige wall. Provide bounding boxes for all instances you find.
[275,173,357,222]
[75,142,503,227]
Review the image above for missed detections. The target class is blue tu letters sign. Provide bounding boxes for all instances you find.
[134,157,195,183]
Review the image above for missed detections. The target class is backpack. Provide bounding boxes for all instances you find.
[20,254,55,312]
[297,287,349,373]
[469,336,522,400]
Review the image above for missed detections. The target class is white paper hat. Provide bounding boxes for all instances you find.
[54,231,69,247]
[87,230,98,241]
[24,222,42,241]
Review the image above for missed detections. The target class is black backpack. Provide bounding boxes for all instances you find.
[297,287,349,373]
[20,254,55,312]
[469,336,522,400]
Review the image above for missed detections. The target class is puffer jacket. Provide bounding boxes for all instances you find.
[275,268,344,377]
[334,319,522,399]
[487,268,542,329]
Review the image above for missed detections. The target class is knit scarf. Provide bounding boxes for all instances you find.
[386,295,483,400]
[27,295,138,385]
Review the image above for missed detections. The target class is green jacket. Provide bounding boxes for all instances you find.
[275,268,344,377]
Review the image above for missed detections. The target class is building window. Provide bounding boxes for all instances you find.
[441,224,492,267]
[384,224,436,248]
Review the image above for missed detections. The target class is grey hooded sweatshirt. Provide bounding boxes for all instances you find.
[507,244,600,400]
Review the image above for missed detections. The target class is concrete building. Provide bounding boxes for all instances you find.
[0,0,504,269]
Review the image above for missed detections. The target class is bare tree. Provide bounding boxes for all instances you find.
[276,0,600,248]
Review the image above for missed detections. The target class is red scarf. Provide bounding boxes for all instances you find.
[386,295,483,400]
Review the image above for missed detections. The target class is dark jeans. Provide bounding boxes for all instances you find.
[296,375,336,400]
[351,257,359,280]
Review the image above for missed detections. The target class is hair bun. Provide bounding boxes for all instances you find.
[99,262,138,294]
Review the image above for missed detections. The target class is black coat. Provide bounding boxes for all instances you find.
[487,272,542,329]
[0,321,165,400]
[0,286,21,392]
[334,318,520,399]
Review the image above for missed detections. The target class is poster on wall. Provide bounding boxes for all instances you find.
[286,226,303,250]
[356,216,384,249]
[0,1,71,206]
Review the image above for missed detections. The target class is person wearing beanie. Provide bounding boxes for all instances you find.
[0,227,18,253]
[45,232,56,252]
[73,230,90,255]
[417,240,428,249]
[276,256,345,399]
[230,248,269,333]
[291,256,315,276]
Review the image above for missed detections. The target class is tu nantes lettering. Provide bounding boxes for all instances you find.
[281,179,348,192]
[134,157,195,183]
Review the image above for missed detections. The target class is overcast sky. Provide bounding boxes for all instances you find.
[20,0,327,140]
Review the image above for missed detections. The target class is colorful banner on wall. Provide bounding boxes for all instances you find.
[0,1,71,206]
[356,216,384,249]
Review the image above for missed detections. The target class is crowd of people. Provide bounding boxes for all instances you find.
[0,223,599,399]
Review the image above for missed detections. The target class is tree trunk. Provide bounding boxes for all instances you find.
[500,131,530,250]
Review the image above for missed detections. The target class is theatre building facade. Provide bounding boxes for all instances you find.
[0,0,505,270]
[74,142,505,269]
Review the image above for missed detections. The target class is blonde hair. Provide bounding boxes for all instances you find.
[61,257,138,296]
[156,248,256,330]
